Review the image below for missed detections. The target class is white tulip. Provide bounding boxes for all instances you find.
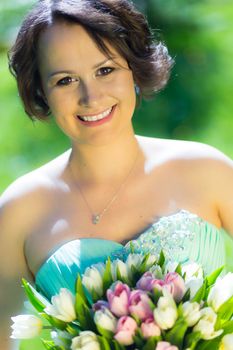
[145,254,158,268]
[165,261,179,274]
[220,334,233,350]
[82,264,104,297]
[182,262,204,280]
[11,315,43,339]
[111,259,129,281]
[185,277,204,299]
[153,290,178,330]
[126,254,143,270]
[193,307,223,340]
[44,288,76,322]
[207,273,233,311]
[182,301,201,326]
[94,307,117,332]
[71,331,100,350]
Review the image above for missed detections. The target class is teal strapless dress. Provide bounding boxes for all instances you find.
[20,209,231,350]
[35,210,228,300]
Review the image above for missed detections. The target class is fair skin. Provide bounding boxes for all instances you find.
[0,21,233,349]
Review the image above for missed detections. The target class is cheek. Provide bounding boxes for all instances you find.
[113,72,136,101]
[46,89,73,116]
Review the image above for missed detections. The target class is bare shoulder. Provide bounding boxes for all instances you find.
[1,149,71,204]
[139,136,232,168]
[0,151,72,341]
[0,150,71,242]
[140,136,233,234]
[165,138,233,176]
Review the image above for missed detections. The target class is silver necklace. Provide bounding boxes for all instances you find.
[71,149,140,225]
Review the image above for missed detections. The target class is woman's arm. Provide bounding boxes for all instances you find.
[0,185,34,350]
[215,156,233,236]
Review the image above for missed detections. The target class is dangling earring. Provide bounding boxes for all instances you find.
[134,84,140,95]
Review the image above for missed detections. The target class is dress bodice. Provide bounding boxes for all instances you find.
[35,210,226,300]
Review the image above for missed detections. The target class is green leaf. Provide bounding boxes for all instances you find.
[66,323,80,336]
[182,287,191,302]
[206,266,224,288]
[142,336,160,350]
[22,278,47,313]
[158,250,165,268]
[184,331,202,350]
[129,241,135,253]
[192,279,207,303]
[76,275,92,306]
[96,324,114,339]
[89,288,102,303]
[112,339,126,350]
[133,334,144,348]
[75,294,96,331]
[139,253,153,274]
[103,258,113,292]
[41,339,63,350]
[97,335,112,350]
[222,319,233,334]
[216,295,233,321]
[175,263,182,276]
[195,337,222,350]
[40,313,67,330]
[151,288,163,305]
[164,317,188,348]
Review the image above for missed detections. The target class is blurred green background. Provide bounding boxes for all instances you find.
[0,0,233,348]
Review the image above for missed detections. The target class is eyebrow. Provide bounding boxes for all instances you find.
[48,57,117,80]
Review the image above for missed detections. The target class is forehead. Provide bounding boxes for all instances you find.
[37,21,118,71]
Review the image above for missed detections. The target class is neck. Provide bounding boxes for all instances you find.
[68,129,141,186]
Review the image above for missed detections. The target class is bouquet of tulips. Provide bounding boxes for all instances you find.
[11,251,233,350]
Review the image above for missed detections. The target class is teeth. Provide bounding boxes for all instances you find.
[79,107,113,122]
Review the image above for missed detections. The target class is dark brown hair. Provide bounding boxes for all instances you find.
[8,0,174,121]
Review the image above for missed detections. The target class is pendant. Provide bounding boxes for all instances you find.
[92,214,100,224]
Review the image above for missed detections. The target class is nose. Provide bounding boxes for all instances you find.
[77,79,103,107]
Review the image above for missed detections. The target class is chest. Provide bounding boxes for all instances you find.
[24,166,217,275]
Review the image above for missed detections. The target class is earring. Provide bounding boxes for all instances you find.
[134,84,140,95]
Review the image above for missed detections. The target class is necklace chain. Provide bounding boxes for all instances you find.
[71,149,140,224]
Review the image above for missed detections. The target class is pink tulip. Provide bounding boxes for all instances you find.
[164,272,186,302]
[114,316,137,345]
[141,317,161,338]
[156,341,179,350]
[129,290,153,321]
[107,282,130,317]
[150,279,168,292]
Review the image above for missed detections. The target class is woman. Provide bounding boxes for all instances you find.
[1,0,233,348]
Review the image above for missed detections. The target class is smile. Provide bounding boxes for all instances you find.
[77,106,113,122]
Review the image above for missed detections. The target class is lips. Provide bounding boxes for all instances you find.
[76,105,117,127]
[77,106,113,122]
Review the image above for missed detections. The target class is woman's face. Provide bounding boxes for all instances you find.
[38,21,136,146]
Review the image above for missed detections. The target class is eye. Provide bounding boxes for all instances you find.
[96,67,115,77]
[56,76,78,86]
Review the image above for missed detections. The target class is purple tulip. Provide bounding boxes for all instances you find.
[114,316,137,345]
[136,272,155,291]
[128,290,153,321]
[92,300,109,312]
[107,282,130,317]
